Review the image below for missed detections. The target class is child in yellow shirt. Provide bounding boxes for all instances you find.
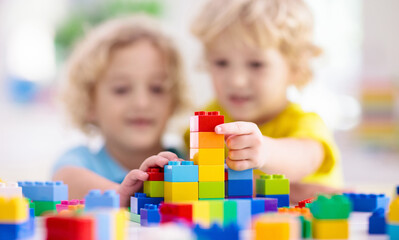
[188,0,344,197]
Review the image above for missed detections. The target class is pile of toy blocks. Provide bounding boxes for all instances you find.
[309,194,352,239]
[56,199,85,213]
[256,174,290,207]
[387,187,399,239]
[0,196,34,239]
[18,181,68,216]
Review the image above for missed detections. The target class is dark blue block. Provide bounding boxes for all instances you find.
[369,208,386,234]
[141,204,161,226]
[0,220,33,240]
[257,194,289,207]
[344,193,390,212]
[131,193,163,215]
[193,223,239,240]
[227,179,253,197]
[251,199,266,215]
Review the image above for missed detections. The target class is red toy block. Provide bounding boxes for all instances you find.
[45,215,95,240]
[190,111,224,132]
[147,167,164,181]
[225,170,228,181]
[298,197,315,208]
[160,203,193,225]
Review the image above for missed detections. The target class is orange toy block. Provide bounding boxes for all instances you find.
[190,132,224,149]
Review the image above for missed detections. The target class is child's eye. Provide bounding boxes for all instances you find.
[113,86,130,95]
[248,61,264,69]
[214,59,229,68]
[150,85,165,94]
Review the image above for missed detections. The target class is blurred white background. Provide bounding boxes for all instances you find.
[0,0,398,192]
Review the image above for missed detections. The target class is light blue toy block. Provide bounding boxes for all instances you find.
[92,210,112,240]
[85,189,120,211]
[234,199,252,230]
[227,168,253,180]
[130,193,163,214]
[18,181,68,202]
[388,224,399,240]
[164,161,198,182]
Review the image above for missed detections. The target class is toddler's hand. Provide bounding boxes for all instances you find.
[215,121,266,171]
[118,151,181,207]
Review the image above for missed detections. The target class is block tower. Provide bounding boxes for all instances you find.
[190,111,225,200]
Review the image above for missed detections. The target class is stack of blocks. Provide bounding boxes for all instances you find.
[18,181,68,216]
[190,111,225,200]
[256,174,290,207]
[130,193,163,223]
[144,167,164,198]
[387,193,399,239]
[164,161,198,202]
[309,195,352,239]
[0,197,33,240]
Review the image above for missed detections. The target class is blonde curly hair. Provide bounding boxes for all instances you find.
[62,16,189,134]
[191,0,322,87]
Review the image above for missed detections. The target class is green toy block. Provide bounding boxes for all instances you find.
[309,195,352,220]
[299,216,312,239]
[223,200,237,227]
[256,174,289,195]
[143,181,164,198]
[209,200,224,225]
[199,181,224,199]
[129,212,141,223]
[34,201,60,216]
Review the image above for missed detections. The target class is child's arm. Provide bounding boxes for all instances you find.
[215,122,324,182]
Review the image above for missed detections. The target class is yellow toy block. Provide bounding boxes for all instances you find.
[193,201,210,227]
[388,197,399,223]
[252,213,301,240]
[199,165,224,182]
[313,219,349,239]
[115,209,127,240]
[0,197,28,223]
[190,148,225,165]
[190,132,224,149]
[164,182,198,203]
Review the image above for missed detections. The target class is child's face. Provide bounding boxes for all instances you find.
[91,40,174,151]
[207,35,293,123]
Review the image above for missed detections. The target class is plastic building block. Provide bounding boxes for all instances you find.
[344,193,389,212]
[369,208,386,234]
[190,148,225,165]
[85,189,120,211]
[251,199,266,215]
[34,201,60,216]
[45,215,95,240]
[18,181,68,202]
[223,200,238,227]
[299,215,312,239]
[89,209,126,240]
[0,197,28,222]
[227,168,253,180]
[164,161,199,182]
[309,195,352,219]
[199,181,225,199]
[312,219,349,239]
[263,198,278,212]
[388,197,399,222]
[257,194,289,207]
[160,203,193,224]
[0,222,34,240]
[235,199,252,230]
[278,207,311,217]
[146,167,164,181]
[252,213,301,240]
[193,201,210,227]
[190,132,224,149]
[190,111,224,132]
[164,182,198,202]
[130,193,163,215]
[193,223,239,240]
[141,204,161,226]
[256,174,289,195]
[56,199,85,213]
[198,165,224,182]
[227,179,253,197]
[0,182,22,197]
[129,212,140,224]
[143,181,164,198]
[298,197,314,208]
[209,200,224,225]
[388,224,399,240]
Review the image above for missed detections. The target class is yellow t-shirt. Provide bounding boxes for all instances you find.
[185,101,343,187]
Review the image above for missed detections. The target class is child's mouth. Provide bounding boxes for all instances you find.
[229,95,252,106]
[126,118,155,128]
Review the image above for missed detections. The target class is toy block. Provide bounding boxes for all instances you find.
[190,148,225,165]
[164,182,198,203]
[299,215,312,239]
[312,219,349,239]
[34,201,60,216]
[223,200,238,227]
[0,182,22,197]
[198,165,224,182]
[85,189,120,211]
[298,197,314,208]
[252,213,301,240]
[235,199,252,230]
[130,193,163,215]
[388,224,399,240]
[263,198,278,212]
[143,181,164,198]
[45,215,95,240]
[309,195,352,220]
[56,199,85,213]
[256,174,289,195]
[18,181,68,202]
[164,161,198,182]
[227,179,253,197]
[388,197,399,222]
[129,212,140,224]
[369,208,386,234]
[228,195,252,199]
[251,199,266,215]
[344,193,390,212]
[159,203,193,224]
[0,221,34,240]
[0,197,28,222]
[190,132,224,149]
[208,200,224,225]
[141,204,161,226]
[257,194,289,207]
[193,201,210,227]
[199,181,225,199]
[89,209,126,240]
[146,167,164,181]
[193,223,239,240]
[190,111,224,132]
[227,168,253,180]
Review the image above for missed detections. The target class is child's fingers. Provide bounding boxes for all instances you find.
[139,155,170,171]
[122,169,148,187]
[215,122,258,136]
[157,151,179,161]
[226,134,253,150]
[228,148,256,161]
[226,158,253,171]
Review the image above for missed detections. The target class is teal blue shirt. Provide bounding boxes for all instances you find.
[53,145,183,184]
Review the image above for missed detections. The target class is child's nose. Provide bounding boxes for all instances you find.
[132,89,151,109]
[230,70,249,88]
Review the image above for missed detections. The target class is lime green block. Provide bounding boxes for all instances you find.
[144,181,164,197]
[223,200,237,227]
[199,181,224,199]
[34,201,60,216]
[256,174,289,195]
[129,212,141,224]
[209,200,224,225]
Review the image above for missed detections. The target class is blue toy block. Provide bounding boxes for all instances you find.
[18,181,68,201]
[344,193,390,212]
[227,168,253,180]
[0,220,33,240]
[164,161,199,182]
[130,193,163,215]
[234,199,252,230]
[193,223,239,240]
[140,204,161,226]
[227,179,253,197]
[251,199,266,215]
[388,223,399,240]
[94,211,112,240]
[257,194,289,207]
[85,189,120,211]
[369,208,386,234]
